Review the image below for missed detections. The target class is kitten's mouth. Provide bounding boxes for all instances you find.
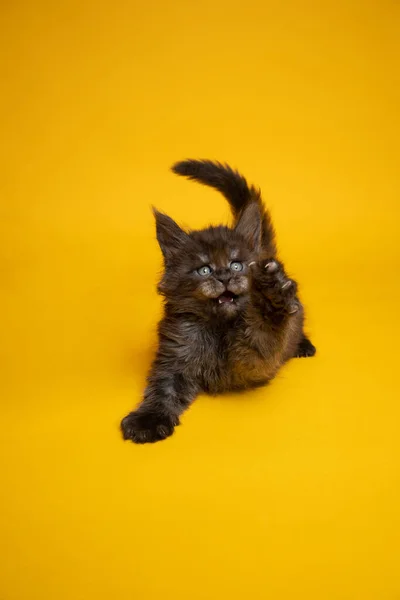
[216,291,238,304]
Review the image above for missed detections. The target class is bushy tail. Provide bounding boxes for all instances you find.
[172,159,276,253]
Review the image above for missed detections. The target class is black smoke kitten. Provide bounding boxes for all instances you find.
[121,160,316,444]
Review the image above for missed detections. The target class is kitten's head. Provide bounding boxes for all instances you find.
[154,203,261,319]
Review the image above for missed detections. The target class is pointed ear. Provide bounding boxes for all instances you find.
[153,208,190,260]
[235,202,262,252]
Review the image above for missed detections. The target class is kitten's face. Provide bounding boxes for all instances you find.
[154,205,261,319]
[164,228,253,317]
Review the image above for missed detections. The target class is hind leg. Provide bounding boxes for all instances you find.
[296,334,316,358]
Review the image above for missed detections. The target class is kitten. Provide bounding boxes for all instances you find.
[121,160,316,444]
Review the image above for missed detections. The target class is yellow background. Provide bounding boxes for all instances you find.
[1,1,399,599]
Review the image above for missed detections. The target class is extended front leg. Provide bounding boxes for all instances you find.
[121,367,199,444]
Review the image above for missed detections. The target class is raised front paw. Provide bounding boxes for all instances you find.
[121,410,179,444]
[255,259,299,314]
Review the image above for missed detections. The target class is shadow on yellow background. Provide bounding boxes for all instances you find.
[1,1,399,599]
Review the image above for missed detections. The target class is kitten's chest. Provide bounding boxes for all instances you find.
[181,323,226,367]
[180,320,270,392]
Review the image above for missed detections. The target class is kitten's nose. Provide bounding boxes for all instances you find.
[216,270,231,284]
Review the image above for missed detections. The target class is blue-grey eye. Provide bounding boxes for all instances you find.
[197,265,212,276]
[230,261,243,272]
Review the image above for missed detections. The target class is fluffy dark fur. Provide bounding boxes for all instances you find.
[121,160,316,443]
